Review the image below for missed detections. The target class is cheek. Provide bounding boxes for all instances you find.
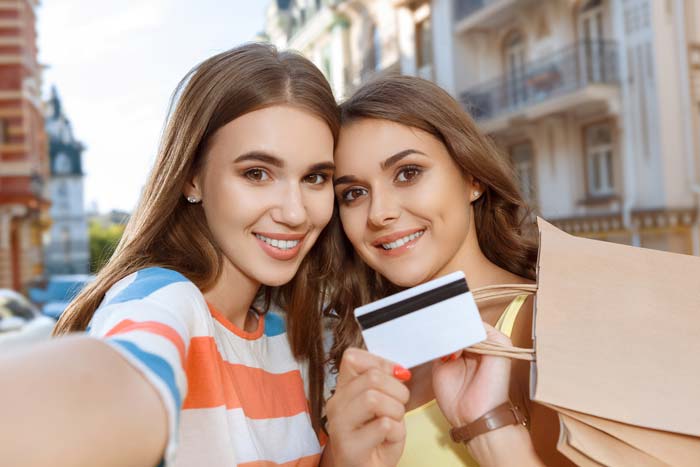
[339,207,365,246]
[307,188,335,227]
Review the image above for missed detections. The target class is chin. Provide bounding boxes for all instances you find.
[379,266,433,288]
[254,265,300,287]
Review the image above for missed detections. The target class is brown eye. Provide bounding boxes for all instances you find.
[244,168,269,181]
[342,187,368,202]
[303,173,327,185]
[395,166,422,183]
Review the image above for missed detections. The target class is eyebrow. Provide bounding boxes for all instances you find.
[380,149,427,170]
[234,151,284,167]
[333,174,360,186]
[334,149,427,186]
[234,151,334,172]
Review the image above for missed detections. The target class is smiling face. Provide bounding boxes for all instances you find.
[334,118,482,287]
[185,104,335,287]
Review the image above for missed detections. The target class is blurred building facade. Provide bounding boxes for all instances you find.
[44,86,88,274]
[0,0,50,290]
[265,0,700,255]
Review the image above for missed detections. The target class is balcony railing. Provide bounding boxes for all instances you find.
[460,40,619,122]
[454,0,500,22]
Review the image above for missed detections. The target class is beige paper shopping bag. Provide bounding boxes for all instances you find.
[469,218,700,465]
[532,218,700,436]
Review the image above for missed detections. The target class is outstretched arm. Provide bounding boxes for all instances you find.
[0,336,168,467]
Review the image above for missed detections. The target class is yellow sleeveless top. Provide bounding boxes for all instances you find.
[398,294,529,466]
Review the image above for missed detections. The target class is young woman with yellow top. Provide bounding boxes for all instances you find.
[322,76,574,466]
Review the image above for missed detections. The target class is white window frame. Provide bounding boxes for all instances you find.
[585,123,615,197]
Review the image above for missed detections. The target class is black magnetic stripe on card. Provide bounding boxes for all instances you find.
[356,278,469,330]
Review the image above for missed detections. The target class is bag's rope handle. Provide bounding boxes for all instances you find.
[467,284,538,361]
[472,283,537,302]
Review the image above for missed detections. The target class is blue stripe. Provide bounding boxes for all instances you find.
[108,268,189,305]
[264,312,286,337]
[110,338,183,412]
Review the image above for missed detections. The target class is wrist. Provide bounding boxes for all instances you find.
[449,401,527,444]
[454,397,510,427]
[467,424,540,467]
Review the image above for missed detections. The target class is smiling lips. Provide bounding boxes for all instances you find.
[372,228,425,256]
[254,232,306,260]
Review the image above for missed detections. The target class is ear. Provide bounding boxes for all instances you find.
[469,177,484,203]
[182,171,203,203]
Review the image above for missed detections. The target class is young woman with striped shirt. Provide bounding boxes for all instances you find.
[0,43,364,467]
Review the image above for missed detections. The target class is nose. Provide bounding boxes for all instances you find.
[367,189,400,228]
[271,182,307,227]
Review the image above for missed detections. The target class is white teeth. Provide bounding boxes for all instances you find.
[381,230,424,250]
[255,234,300,250]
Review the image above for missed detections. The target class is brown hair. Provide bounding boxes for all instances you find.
[328,75,538,369]
[53,42,340,431]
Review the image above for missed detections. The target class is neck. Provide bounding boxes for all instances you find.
[204,259,260,331]
[436,211,514,290]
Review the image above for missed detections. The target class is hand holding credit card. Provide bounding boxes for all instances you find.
[354,271,486,369]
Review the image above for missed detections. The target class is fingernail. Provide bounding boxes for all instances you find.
[440,355,450,363]
[449,352,459,361]
[393,365,412,382]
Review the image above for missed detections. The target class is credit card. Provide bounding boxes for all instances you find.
[354,271,486,369]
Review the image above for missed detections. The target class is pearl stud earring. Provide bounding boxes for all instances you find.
[473,191,480,199]
[186,196,199,204]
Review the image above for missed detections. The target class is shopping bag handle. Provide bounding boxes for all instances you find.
[472,283,537,303]
[467,284,538,361]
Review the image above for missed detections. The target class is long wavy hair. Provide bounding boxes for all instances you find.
[328,75,538,370]
[53,43,340,431]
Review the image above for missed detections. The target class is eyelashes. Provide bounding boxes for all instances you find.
[339,164,425,204]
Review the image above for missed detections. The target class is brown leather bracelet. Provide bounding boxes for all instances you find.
[449,401,528,444]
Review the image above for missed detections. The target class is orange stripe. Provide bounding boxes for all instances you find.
[207,301,265,340]
[182,336,310,419]
[105,319,186,364]
[238,453,321,467]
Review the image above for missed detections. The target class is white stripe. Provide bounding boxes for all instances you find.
[92,280,212,339]
[211,322,300,375]
[176,407,321,466]
[89,300,191,346]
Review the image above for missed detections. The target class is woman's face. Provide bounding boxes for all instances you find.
[187,104,335,286]
[334,118,479,287]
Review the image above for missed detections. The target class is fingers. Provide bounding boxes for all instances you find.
[329,386,407,432]
[330,416,406,464]
[327,366,410,433]
[337,347,409,386]
[482,321,513,346]
[356,416,406,447]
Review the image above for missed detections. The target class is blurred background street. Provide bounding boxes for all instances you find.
[1,0,699,345]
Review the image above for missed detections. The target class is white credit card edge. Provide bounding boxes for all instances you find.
[361,292,486,368]
[354,270,466,317]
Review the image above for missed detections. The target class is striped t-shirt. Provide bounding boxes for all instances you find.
[87,267,323,466]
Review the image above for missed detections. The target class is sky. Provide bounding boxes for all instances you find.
[38,0,269,213]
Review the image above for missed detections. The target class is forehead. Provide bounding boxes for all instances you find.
[209,104,334,164]
[335,119,440,171]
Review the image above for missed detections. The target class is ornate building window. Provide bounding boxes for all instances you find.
[510,142,537,206]
[503,30,527,107]
[578,0,605,83]
[584,123,615,197]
